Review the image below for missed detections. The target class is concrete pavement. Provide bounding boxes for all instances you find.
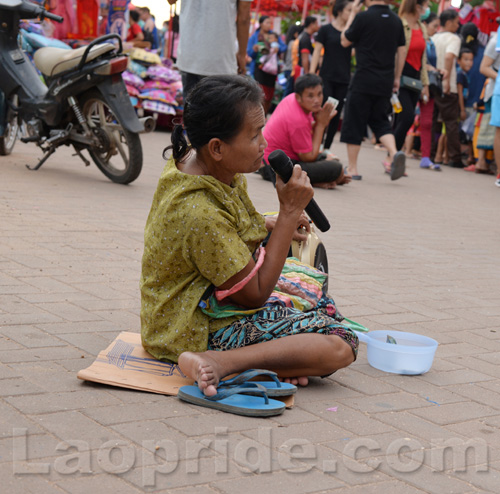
[1,131,499,493]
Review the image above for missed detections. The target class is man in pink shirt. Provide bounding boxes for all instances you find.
[262,74,350,188]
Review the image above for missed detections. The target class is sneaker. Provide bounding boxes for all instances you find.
[420,157,432,169]
[495,174,500,187]
[430,163,441,171]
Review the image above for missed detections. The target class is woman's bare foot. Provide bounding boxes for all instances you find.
[337,174,352,185]
[314,182,336,189]
[178,351,225,397]
[281,376,309,386]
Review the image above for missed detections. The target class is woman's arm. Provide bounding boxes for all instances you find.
[480,54,497,80]
[309,42,323,74]
[247,31,259,59]
[217,167,314,308]
[341,0,363,47]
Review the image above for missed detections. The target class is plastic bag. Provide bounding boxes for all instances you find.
[261,52,278,76]
[461,111,476,140]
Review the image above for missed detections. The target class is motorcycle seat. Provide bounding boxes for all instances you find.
[34,43,116,78]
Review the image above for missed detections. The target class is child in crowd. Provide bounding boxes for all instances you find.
[457,49,474,165]
[457,49,474,122]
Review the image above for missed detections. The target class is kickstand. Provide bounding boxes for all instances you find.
[26,147,55,171]
[72,146,91,166]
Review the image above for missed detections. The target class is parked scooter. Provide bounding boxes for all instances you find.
[0,0,154,184]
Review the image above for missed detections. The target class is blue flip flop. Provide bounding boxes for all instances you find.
[219,369,297,397]
[177,383,285,417]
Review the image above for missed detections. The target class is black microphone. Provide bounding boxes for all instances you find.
[267,150,331,232]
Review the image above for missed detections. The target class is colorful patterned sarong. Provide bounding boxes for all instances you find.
[207,294,358,359]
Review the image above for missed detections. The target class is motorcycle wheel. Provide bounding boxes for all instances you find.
[0,96,19,156]
[80,90,142,184]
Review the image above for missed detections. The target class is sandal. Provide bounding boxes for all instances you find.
[219,369,297,397]
[475,168,495,175]
[178,383,285,417]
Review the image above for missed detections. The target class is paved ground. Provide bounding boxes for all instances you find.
[1,130,499,494]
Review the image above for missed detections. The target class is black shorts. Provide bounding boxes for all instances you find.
[340,90,393,145]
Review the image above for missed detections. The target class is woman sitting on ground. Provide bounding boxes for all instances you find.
[140,75,358,396]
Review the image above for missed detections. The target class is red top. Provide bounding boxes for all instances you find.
[127,23,143,42]
[406,28,426,72]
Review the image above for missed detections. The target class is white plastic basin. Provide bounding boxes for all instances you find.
[354,330,438,375]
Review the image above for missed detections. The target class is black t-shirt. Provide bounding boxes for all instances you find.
[345,5,405,95]
[298,31,314,67]
[316,24,352,85]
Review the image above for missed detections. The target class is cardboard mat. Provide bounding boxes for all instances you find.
[78,331,294,407]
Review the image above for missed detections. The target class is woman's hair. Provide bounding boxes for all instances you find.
[461,22,479,55]
[294,74,323,95]
[285,24,303,45]
[164,76,263,162]
[423,12,438,25]
[129,9,140,22]
[259,15,270,25]
[399,0,426,17]
[332,0,353,18]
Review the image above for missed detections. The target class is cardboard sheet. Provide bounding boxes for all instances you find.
[77,331,192,395]
[78,331,294,407]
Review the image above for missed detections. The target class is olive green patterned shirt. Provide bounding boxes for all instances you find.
[140,158,267,363]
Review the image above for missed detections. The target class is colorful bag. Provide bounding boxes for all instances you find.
[199,257,328,319]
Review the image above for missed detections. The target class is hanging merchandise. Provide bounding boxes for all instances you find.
[107,0,130,40]
[75,0,100,38]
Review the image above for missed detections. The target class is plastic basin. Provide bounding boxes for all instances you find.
[354,330,438,375]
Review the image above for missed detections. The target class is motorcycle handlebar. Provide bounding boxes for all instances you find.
[17,2,64,23]
[41,11,64,23]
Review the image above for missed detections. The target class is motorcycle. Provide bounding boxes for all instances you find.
[0,0,154,184]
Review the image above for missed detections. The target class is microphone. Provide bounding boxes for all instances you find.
[267,150,331,232]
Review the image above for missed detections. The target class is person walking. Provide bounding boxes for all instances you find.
[310,0,354,150]
[283,24,303,96]
[340,0,407,181]
[419,11,442,170]
[169,0,252,99]
[430,9,464,168]
[297,16,320,76]
[393,0,430,154]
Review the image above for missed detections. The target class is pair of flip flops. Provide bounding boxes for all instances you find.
[177,369,296,417]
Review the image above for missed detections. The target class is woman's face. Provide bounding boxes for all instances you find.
[426,18,439,37]
[261,18,273,33]
[340,3,353,23]
[222,105,267,175]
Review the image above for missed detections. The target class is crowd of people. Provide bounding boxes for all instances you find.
[242,0,500,187]
[124,6,162,50]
